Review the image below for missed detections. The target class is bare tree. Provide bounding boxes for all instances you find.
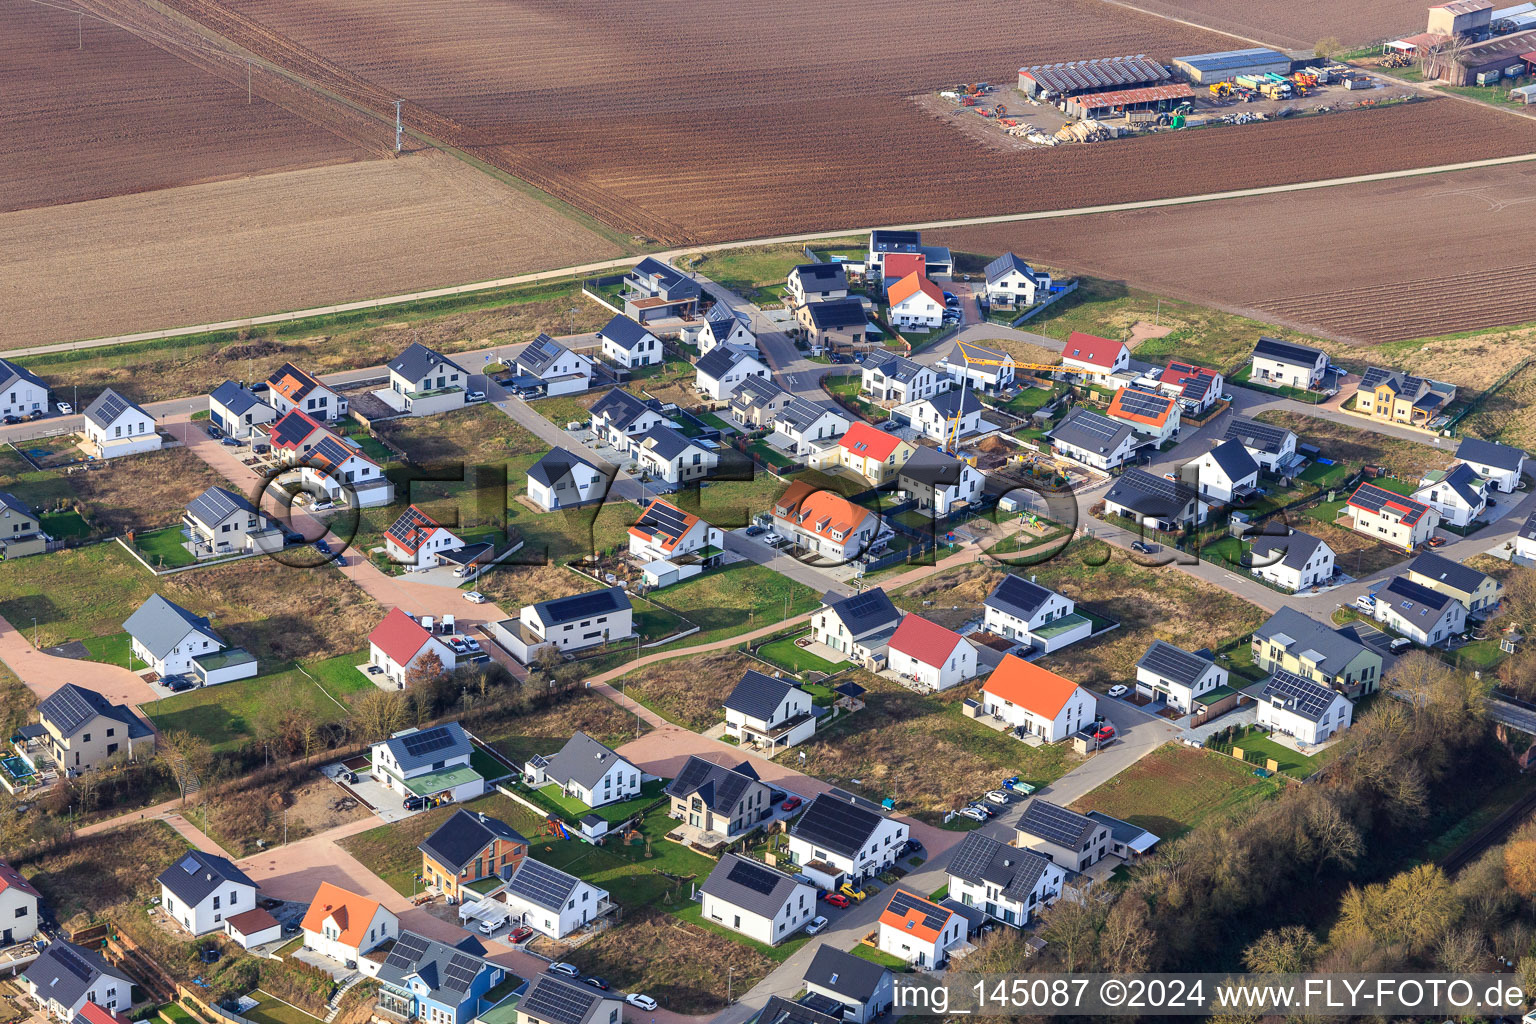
[157,731,213,805]
[1244,925,1320,973]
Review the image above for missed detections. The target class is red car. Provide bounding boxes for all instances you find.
[508,926,534,944]
[821,893,851,908]
[1093,724,1116,742]
[780,796,802,811]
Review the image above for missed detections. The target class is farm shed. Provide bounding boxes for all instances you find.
[1017,55,1170,98]
[1512,81,1536,102]
[1064,84,1195,119]
[1428,0,1493,37]
[1172,47,1291,84]
[1450,27,1536,83]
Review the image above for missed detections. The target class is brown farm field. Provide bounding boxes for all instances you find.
[1121,0,1422,48]
[936,162,1536,346]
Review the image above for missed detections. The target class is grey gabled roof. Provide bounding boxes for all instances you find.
[820,588,901,641]
[776,396,842,434]
[36,684,134,739]
[527,447,603,489]
[156,849,257,906]
[590,388,655,431]
[790,263,848,290]
[209,380,268,416]
[83,388,147,430]
[529,587,631,628]
[0,357,47,393]
[1250,531,1329,573]
[863,350,930,385]
[1523,510,1536,542]
[518,975,608,1024]
[123,594,219,660]
[1104,469,1196,519]
[519,333,587,378]
[598,314,655,351]
[1202,439,1259,484]
[1252,336,1325,368]
[418,809,528,873]
[1409,551,1493,596]
[946,830,1050,903]
[1050,407,1134,455]
[186,486,256,527]
[1015,799,1098,849]
[665,755,760,812]
[634,424,696,461]
[377,930,499,1001]
[1254,607,1371,670]
[802,945,889,1003]
[898,446,966,489]
[701,853,802,918]
[1224,415,1293,456]
[984,251,1044,285]
[759,996,843,1024]
[1380,574,1460,628]
[789,792,887,858]
[1259,669,1340,723]
[804,298,867,331]
[1135,639,1215,688]
[388,342,466,383]
[22,940,128,1009]
[985,574,1058,621]
[0,492,35,519]
[1418,463,1487,509]
[732,375,787,409]
[1456,436,1526,472]
[723,670,800,722]
[917,387,981,419]
[504,857,583,912]
[696,346,757,381]
[540,731,632,791]
[703,303,752,340]
[380,722,473,773]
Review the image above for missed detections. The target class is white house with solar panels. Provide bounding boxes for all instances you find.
[945,831,1063,926]
[876,888,968,968]
[1049,408,1137,472]
[1134,640,1227,713]
[182,486,281,559]
[1250,337,1328,390]
[516,334,594,397]
[499,858,611,938]
[983,253,1052,308]
[498,587,633,664]
[597,313,662,369]
[701,854,817,945]
[1224,416,1300,476]
[22,940,133,1021]
[369,723,485,805]
[515,974,622,1024]
[384,505,465,568]
[158,850,260,936]
[1013,800,1111,873]
[723,670,817,752]
[786,792,909,890]
[83,388,160,458]
[1255,669,1352,746]
[983,574,1091,654]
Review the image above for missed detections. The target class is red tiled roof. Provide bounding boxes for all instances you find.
[76,1004,132,1024]
[1062,331,1126,370]
[983,654,1083,718]
[368,607,433,666]
[266,409,326,450]
[882,252,927,281]
[878,889,952,943]
[0,862,39,898]
[268,364,325,403]
[887,615,964,666]
[839,421,904,463]
[387,505,441,555]
[887,271,943,309]
[300,882,385,948]
[1160,359,1218,385]
[1108,387,1177,428]
[774,486,871,542]
[627,498,701,554]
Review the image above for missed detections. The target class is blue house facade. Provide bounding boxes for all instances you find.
[375,931,519,1024]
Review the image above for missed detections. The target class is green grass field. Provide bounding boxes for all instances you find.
[243,993,324,1024]
[756,632,847,675]
[81,632,136,668]
[1071,743,1282,840]
[647,564,819,649]
[525,778,667,824]
[131,525,197,568]
[0,542,156,646]
[1213,725,1327,778]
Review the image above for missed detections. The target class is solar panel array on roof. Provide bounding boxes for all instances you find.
[308,434,360,469]
[88,390,130,426]
[51,944,97,983]
[520,977,599,1024]
[40,684,106,736]
[725,857,783,897]
[383,931,430,971]
[387,507,437,548]
[1017,800,1095,848]
[1018,55,1169,96]
[1349,483,1429,524]
[791,793,884,857]
[635,501,690,543]
[1114,388,1174,420]
[539,588,625,625]
[1137,640,1211,688]
[401,726,458,758]
[442,952,484,993]
[1261,669,1337,722]
[884,888,950,933]
[1224,416,1291,454]
[507,858,580,911]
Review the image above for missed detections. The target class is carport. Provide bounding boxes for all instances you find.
[459,896,510,930]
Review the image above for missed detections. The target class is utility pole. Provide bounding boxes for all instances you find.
[395,100,404,154]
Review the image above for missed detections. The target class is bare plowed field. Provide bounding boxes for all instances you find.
[936,161,1536,345]
[1,0,372,212]
[0,151,621,347]
[1116,0,1422,49]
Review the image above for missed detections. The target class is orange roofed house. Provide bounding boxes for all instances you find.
[263,362,346,421]
[979,654,1097,742]
[772,480,880,563]
[834,421,915,486]
[1106,386,1181,445]
[875,888,971,968]
[300,881,399,971]
[886,272,945,332]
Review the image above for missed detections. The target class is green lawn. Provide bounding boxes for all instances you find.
[824,376,887,422]
[645,564,819,649]
[81,631,137,668]
[1298,460,1352,489]
[1211,725,1326,778]
[0,542,157,646]
[243,994,324,1024]
[524,778,668,825]
[528,393,594,430]
[756,632,847,675]
[1071,743,1282,841]
[39,510,91,540]
[130,525,196,568]
[852,944,910,969]
[1230,364,1322,403]
[680,240,859,306]
[334,424,398,464]
[995,386,1057,418]
[471,748,514,783]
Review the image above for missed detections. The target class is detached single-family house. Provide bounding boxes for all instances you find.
[1134,639,1227,713]
[729,376,792,428]
[1060,332,1129,384]
[368,607,458,687]
[695,346,768,402]
[516,334,594,397]
[695,303,756,355]
[589,388,669,452]
[526,447,609,511]
[1455,437,1527,492]
[861,351,942,405]
[946,831,1063,927]
[834,421,914,487]
[264,362,345,421]
[1248,531,1336,592]
[296,432,392,508]
[208,380,276,438]
[0,862,40,945]
[183,486,274,558]
[157,850,259,936]
[1179,438,1259,504]
[83,389,159,458]
[898,446,983,517]
[1252,607,1381,697]
[867,229,921,276]
[385,342,469,416]
[886,614,978,691]
[787,791,909,890]
[979,655,1096,743]
[1343,482,1439,551]
[515,975,622,1024]
[983,575,1091,653]
[802,946,893,1024]
[370,723,483,806]
[886,272,944,332]
[266,409,331,462]
[772,480,878,563]
[1407,551,1502,615]
[1521,511,1536,565]
[628,498,722,564]
[723,670,816,751]
[385,505,465,568]
[597,314,661,369]
[1049,408,1137,473]
[418,810,529,899]
[897,387,982,444]
[1373,574,1469,646]
[36,684,154,774]
[23,941,132,1021]
[1013,800,1111,872]
[1106,387,1180,445]
[772,398,850,456]
[124,594,249,682]
[876,889,968,969]
[1255,669,1353,745]
[1224,416,1299,475]
[1104,469,1203,532]
[1413,463,1489,528]
[1156,360,1224,417]
[623,256,702,322]
[812,587,903,664]
[797,298,869,352]
[524,732,640,809]
[374,930,507,1024]
[513,588,633,660]
[939,341,1015,393]
[1250,337,1328,390]
[983,252,1051,308]
[0,492,47,559]
[665,755,773,839]
[701,854,816,946]
[0,358,49,419]
[631,425,719,488]
[787,263,849,307]
[880,252,926,288]
[1356,366,1457,427]
[300,881,399,967]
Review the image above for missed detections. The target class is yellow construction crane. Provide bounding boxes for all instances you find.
[944,350,1095,453]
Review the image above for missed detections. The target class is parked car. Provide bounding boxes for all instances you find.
[1107,684,1128,698]
[464,591,487,604]
[282,529,305,545]
[463,637,482,653]
[253,443,270,454]
[1129,540,1154,554]
[1220,393,1234,403]
[314,540,333,556]
[466,391,487,403]
[166,677,197,693]
[312,500,336,512]
[805,916,828,935]
[744,524,767,537]
[966,803,996,818]
[959,806,989,822]
[26,411,45,421]
[402,795,426,811]
[584,978,610,992]
[984,790,1010,805]
[625,995,658,1012]
[1,415,21,425]
[477,918,500,935]
[761,531,783,547]
[898,839,922,858]
[507,926,533,944]
[220,437,240,447]
[206,425,222,438]
[769,789,787,804]
[1354,594,1376,612]
[780,796,801,811]
[1093,724,1117,743]
[839,883,868,902]
[55,402,73,415]
[792,872,814,886]
[821,893,851,909]
[548,963,580,979]
[1389,637,1414,654]
[943,291,957,306]
[1427,536,1447,548]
